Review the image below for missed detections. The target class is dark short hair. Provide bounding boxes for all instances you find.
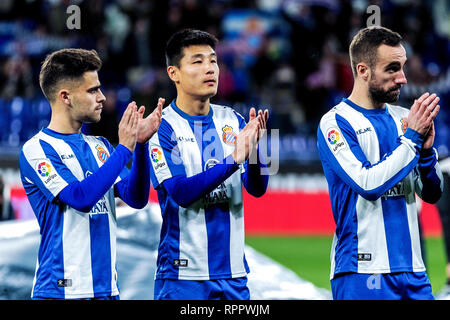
[39,48,102,102]
[349,26,402,77]
[165,29,218,68]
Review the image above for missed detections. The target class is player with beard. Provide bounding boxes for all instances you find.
[317,26,443,299]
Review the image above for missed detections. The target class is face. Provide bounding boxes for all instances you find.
[67,70,106,123]
[368,44,407,104]
[168,44,219,100]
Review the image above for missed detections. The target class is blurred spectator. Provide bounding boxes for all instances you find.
[0,176,13,221]
[0,42,34,99]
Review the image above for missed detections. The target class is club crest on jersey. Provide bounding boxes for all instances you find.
[96,145,109,163]
[327,128,346,154]
[222,125,237,146]
[400,118,407,134]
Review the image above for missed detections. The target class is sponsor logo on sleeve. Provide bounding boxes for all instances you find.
[150,147,166,170]
[327,128,346,154]
[36,160,58,184]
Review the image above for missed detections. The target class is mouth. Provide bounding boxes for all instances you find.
[390,86,402,93]
[204,79,217,85]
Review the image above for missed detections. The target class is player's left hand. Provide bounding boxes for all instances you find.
[422,120,435,150]
[136,97,164,144]
[249,107,269,141]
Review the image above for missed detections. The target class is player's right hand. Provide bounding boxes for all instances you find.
[118,101,139,152]
[232,107,268,164]
[407,92,440,136]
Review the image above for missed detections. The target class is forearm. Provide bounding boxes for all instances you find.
[58,144,132,212]
[417,147,444,203]
[242,148,269,197]
[319,127,424,200]
[115,143,150,209]
[163,154,240,208]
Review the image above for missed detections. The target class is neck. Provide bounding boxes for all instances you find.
[175,91,210,116]
[47,103,82,134]
[348,80,385,110]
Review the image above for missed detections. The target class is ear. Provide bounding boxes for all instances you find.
[167,66,179,83]
[57,89,71,106]
[356,62,370,81]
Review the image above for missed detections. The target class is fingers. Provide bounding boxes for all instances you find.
[264,109,269,123]
[427,104,440,122]
[157,97,165,111]
[249,107,256,121]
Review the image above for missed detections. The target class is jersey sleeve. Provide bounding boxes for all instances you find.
[414,147,444,203]
[19,138,78,202]
[317,112,424,201]
[149,119,186,189]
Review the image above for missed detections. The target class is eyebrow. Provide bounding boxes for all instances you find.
[190,52,217,60]
[87,84,101,92]
[384,61,402,70]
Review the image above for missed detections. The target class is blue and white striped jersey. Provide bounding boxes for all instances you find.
[149,101,249,280]
[19,128,128,298]
[317,98,443,279]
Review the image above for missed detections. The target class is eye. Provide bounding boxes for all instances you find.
[193,60,202,64]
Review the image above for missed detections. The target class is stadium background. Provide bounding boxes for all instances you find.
[0,0,449,298]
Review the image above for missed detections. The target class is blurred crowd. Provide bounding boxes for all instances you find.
[0,0,449,158]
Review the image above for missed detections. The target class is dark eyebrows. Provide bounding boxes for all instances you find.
[87,84,101,92]
[190,52,217,60]
[384,61,401,70]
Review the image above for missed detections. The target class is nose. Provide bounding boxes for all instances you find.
[97,89,106,103]
[395,70,407,85]
[205,61,216,75]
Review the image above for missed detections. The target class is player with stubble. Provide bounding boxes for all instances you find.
[317,26,443,300]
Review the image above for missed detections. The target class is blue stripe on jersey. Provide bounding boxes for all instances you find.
[89,213,112,295]
[381,197,413,270]
[155,186,181,277]
[205,201,232,278]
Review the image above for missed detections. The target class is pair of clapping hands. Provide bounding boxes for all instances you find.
[117,98,269,165]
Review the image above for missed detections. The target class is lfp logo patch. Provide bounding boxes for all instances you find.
[327,128,346,155]
[327,129,340,145]
[222,125,237,146]
[151,147,162,163]
[96,145,109,163]
[37,161,51,177]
